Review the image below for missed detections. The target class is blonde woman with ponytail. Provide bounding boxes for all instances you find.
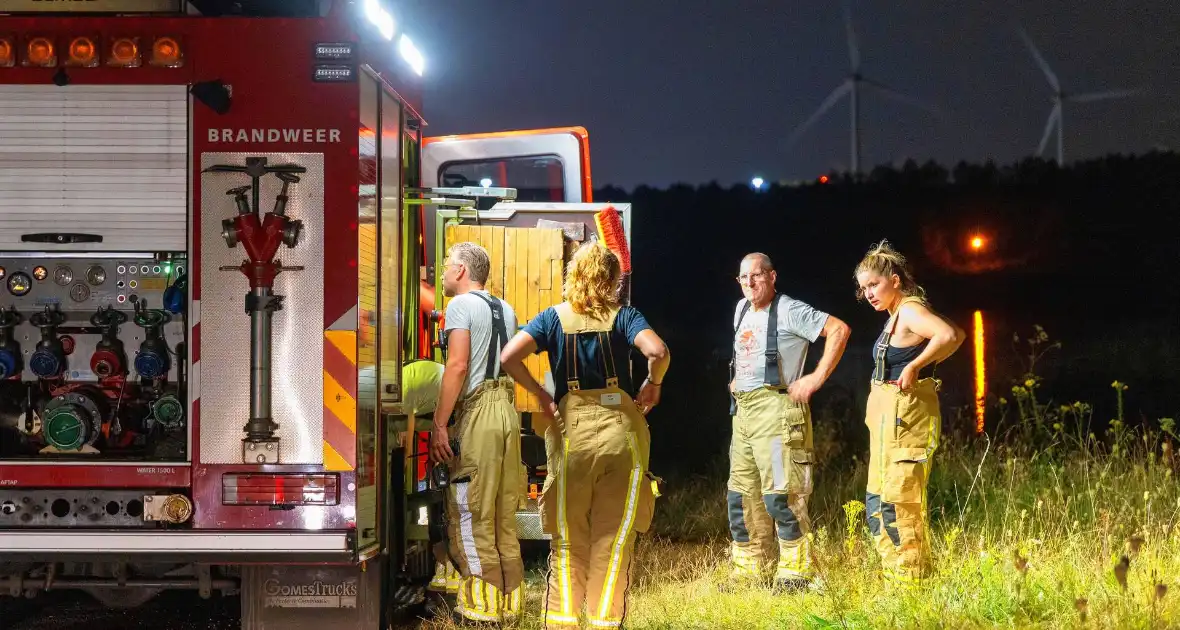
[500,241,669,629]
[854,240,964,586]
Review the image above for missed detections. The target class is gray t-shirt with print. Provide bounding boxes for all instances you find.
[732,294,829,393]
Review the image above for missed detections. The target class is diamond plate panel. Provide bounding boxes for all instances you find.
[515,509,549,540]
[198,153,325,464]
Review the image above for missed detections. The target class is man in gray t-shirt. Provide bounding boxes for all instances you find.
[725,252,850,593]
[428,241,525,622]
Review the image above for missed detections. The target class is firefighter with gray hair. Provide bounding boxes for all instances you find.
[726,252,850,591]
[429,241,525,624]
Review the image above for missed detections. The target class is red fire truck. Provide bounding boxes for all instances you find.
[0,1,632,628]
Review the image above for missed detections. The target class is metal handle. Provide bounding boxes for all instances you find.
[21,233,103,244]
[219,265,305,272]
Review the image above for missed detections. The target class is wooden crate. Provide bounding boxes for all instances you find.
[443,224,565,414]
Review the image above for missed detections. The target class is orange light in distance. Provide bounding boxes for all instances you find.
[108,37,140,67]
[66,36,98,67]
[0,37,14,68]
[819,175,830,184]
[24,37,56,67]
[970,235,984,250]
[149,36,183,67]
[973,310,986,435]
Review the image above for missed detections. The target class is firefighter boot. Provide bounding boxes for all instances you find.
[444,378,526,623]
[865,379,941,586]
[540,388,656,629]
[425,560,460,618]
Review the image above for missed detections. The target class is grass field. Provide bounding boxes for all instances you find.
[418,430,1178,629]
[420,335,1180,628]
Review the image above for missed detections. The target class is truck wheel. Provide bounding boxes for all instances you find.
[83,586,162,609]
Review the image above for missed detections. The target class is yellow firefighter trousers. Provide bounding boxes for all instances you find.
[865,378,941,584]
[443,377,526,622]
[539,387,656,629]
[727,387,815,581]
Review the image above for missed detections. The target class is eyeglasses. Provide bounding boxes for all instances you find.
[736,271,767,284]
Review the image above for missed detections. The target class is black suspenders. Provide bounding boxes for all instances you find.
[763,295,781,387]
[730,294,781,386]
[871,297,936,384]
[729,295,782,413]
[469,292,510,381]
[565,326,620,393]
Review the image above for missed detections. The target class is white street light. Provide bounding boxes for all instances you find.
[399,35,425,76]
[363,0,395,40]
[751,177,765,190]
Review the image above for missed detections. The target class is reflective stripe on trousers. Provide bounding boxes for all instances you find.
[444,377,526,621]
[727,387,816,581]
[539,387,656,629]
[864,378,941,583]
[455,576,524,622]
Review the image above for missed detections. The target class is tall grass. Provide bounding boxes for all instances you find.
[622,426,1179,629]
[420,327,1178,628]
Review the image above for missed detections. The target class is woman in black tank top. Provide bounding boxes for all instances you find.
[852,240,965,586]
[855,241,963,391]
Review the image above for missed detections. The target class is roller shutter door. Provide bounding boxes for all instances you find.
[0,84,188,251]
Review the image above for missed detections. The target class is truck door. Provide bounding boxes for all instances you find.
[419,125,596,312]
[422,126,593,203]
[417,126,595,353]
[418,125,596,346]
[418,127,624,542]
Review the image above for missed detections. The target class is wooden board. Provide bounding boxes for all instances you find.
[442,224,565,413]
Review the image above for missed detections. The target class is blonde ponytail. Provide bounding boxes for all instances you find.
[854,239,927,302]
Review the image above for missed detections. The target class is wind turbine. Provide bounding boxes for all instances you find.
[786,1,937,176]
[1017,25,1142,165]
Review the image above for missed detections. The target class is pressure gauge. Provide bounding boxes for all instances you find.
[32,266,47,282]
[53,266,73,287]
[86,266,107,286]
[69,283,91,303]
[8,272,31,296]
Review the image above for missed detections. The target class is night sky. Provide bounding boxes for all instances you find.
[395,0,1179,189]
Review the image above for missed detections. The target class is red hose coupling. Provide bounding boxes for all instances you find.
[90,349,123,378]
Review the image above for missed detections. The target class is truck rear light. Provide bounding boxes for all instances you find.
[0,37,14,68]
[107,37,141,67]
[222,473,340,506]
[149,36,183,67]
[66,36,99,68]
[23,36,56,67]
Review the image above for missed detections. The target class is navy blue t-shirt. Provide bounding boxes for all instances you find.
[522,305,652,402]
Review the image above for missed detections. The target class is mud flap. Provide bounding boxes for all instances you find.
[240,563,385,630]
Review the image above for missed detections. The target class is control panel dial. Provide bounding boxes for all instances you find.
[69,283,91,303]
[86,265,107,286]
[7,272,31,296]
[53,266,74,287]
